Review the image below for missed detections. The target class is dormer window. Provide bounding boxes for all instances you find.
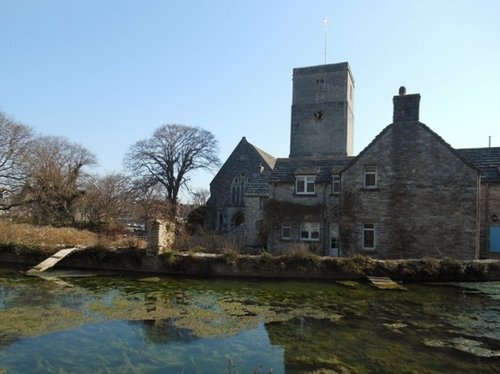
[364,165,377,188]
[296,175,315,195]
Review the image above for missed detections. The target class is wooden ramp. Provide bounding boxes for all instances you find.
[27,247,81,274]
[366,276,404,290]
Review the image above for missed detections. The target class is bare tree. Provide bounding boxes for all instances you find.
[190,188,210,206]
[130,181,173,222]
[78,173,136,229]
[24,136,97,225]
[0,112,33,210]
[124,124,220,217]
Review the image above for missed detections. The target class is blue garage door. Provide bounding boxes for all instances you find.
[490,227,500,253]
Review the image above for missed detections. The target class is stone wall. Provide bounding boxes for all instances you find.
[266,182,340,254]
[243,195,265,247]
[147,219,175,254]
[341,121,480,260]
[3,247,500,282]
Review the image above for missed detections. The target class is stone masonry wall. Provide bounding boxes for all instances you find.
[147,219,175,254]
[341,122,479,260]
[243,195,265,248]
[267,182,340,254]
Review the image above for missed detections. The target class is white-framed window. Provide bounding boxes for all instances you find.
[296,175,315,195]
[363,223,375,250]
[332,174,340,194]
[300,222,320,241]
[364,165,377,188]
[230,173,249,205]
[281,223,292,240]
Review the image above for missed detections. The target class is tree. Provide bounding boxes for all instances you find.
[129,181,173,222]
[24,136,97,225]
[190,188,210,206]
[0,112,33,210]
[124,124,220,217]
[78,173,136,229]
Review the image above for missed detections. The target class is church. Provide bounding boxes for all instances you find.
[205,62,500,260]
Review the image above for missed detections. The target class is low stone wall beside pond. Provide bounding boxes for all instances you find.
[1,245,500,282]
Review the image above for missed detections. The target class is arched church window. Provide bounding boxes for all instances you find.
[230,173,249,206]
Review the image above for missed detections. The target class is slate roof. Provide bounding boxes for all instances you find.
[246,172,270,196]
[456,147,500,182]
[251,144,277,169]
[270,156,354,183]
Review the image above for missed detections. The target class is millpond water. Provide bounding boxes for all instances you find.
[0,266,499,373]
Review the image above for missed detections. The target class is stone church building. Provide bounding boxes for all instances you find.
[206,62,500,259]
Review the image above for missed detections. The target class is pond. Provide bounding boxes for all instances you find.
[0,265,499,373]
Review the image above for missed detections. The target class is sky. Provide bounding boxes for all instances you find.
[1,0,499,202]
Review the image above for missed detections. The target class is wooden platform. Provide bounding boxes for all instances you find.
[366,276,404,290]
[26,247,82,274]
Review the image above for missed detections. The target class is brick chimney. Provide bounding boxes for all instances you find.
[393,86,420,122]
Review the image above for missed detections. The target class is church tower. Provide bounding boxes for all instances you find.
[289,62,354,157]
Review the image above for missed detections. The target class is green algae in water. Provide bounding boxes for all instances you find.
[0,269,500,373]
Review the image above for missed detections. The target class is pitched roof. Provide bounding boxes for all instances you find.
[210,137,276,185]
[456,147,500,182]
[251,143,277,169]
[246,172,270,196]
[270,156,353,183]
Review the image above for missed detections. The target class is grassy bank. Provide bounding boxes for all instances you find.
[0,221,146,253]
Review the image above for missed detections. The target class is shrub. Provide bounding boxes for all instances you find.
[339,255,374,276]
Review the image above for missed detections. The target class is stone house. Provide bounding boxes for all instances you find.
[339,93,479,259]
[206,62,500,259]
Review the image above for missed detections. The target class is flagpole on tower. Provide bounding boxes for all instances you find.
[323,16,328,64]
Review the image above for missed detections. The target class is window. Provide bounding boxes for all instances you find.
[300,222,320,241]
[364,165,377,188]
[296,175,315,195]
[230,173,249,205]
[281,223,292,240]
[217,211,223,228]
[332,174,340,194]
[363,223,375,249]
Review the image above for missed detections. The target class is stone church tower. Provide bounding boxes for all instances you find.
[289,62,354,157]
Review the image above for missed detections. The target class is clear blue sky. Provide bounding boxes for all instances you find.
[1,1,499,201]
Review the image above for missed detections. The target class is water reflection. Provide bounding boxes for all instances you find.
[0,266,499,373]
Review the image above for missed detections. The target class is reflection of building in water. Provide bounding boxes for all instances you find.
[266,317,349,373]
[130,319,197,345]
